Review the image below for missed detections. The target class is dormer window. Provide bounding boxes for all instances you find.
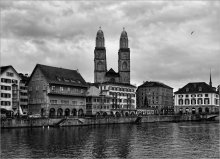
[186,88,189,92]
[70,79,76,83]
[57,76,61,81]
[64,78,70,82]
[199,87,202,91]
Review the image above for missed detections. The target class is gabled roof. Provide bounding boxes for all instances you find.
[174,82,217,94]
[0,65,11,74]
[105,68,120,77]
[0,65,21,79]
[28,64,87,87]
[138,81,173,89]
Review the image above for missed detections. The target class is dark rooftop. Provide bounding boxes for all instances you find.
[138,81,173,89]
[175,82,217,94]
[105,68,120,77]
[29,64,87,87]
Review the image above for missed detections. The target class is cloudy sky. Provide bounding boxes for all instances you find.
[1,1,220,91]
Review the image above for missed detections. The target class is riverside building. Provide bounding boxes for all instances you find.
[86,83,113,116]
[0,65,21,116]
[27,64,88,117]
[174,80,219,114]
[136,81,174,115]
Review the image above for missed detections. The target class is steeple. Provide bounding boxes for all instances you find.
[96,26,105,48]
[120,27,128,48]
[94,27,107,83]
[209,69,212,87]
[118,27,130,84]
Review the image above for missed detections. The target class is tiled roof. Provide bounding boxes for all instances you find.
[105,68,120,77]
[174,82,217,94]
[30,64,87,87]
[138,81,173,89]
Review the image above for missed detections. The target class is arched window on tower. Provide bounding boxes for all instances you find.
[97,61,103,71]
[122,62,127,70]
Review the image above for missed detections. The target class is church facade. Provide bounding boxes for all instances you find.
[94,27,130,84]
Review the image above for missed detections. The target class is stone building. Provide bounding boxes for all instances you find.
[174,82,219,114]
[86,83,113,116]
[136,81,174,115]
[94,27,130,84]
[27,64,88,117]
[86,82,136,117]
[99,82,137,116]
[0,65,21,116]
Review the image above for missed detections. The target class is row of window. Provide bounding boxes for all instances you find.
[91,104,135,110]
[178,94,211,98]
[141,87,172,93]
[87,98,135,104]
[20,99,28,102]
[51,86,84,94]
[178,98,210,105]
[109,92,135,97]
[6,72,14,77]
[1,78,18,84]
[90,98,110,103]
[1,101,11,106]
[20,92,28,96]
[1,93,11,98]
[1,85,11,90]
[50,100,84,105]
[20,86,27,90]
[102,86,135,92]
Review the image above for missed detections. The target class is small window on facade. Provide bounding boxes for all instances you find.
[6,72,14,77]
[52,86,55,91]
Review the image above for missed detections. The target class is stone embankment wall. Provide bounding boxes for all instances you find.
[1,114,215,128]
[1,117,137,128]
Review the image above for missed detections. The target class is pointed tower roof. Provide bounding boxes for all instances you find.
[209,69,212,87]
[96,26,104,38]
[120,27,128,38]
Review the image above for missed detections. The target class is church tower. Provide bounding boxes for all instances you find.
[94,27,107,83]
[118,28,130,84]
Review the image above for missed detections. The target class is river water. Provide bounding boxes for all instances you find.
[1,121,219,158]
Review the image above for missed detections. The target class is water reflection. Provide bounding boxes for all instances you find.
[1,122,219,158]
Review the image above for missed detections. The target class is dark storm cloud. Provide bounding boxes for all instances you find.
[1,1,220,91]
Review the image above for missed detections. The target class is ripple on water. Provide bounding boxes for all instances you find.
[1,122,219,158]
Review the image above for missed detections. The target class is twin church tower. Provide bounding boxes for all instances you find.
[94,27,131,84]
